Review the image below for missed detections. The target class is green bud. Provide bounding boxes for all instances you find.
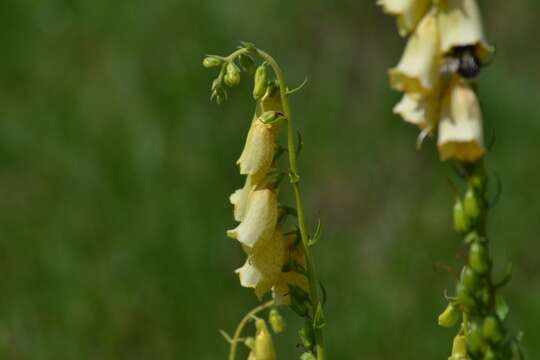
[464,187,481,222]
[451,335,467,357]
[469,242,490,275]
[453,199,469,234]
[239,54,256,74]
[467,322,486,354]
[438,303,459,328]
[461,266,481,292]
[253,65,268,100]
[244,336,255,350]
[298,321,315,350]
[456,282,475,311]
[202,56,222,68]
[483,348,496,360]
[300,352,317,360]
[483,316,504,343]
[269,309,285,333]
[224,62,241,87]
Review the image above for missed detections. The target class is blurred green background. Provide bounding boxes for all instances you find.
[1,0,539,359]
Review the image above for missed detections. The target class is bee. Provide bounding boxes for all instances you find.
[440,46,481,79]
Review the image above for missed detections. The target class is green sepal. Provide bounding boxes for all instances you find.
[309,218,321,247]
[495,294,509,321]
[299,352,316,360]
[313,302,326,330]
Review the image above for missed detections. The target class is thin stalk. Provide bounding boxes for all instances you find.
[256,49,326,360]
[228,300,275,360]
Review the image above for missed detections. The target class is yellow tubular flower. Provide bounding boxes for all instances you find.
[438,0,494,62]
[272,237,310,305]
[389,11,440,94]
[377,0,431,36]
[254,319,277,360]
[237,118,276,179]
[235,229,287,299]
[437,77,485,162]
[449,335,468,360]
[227,189,278,247]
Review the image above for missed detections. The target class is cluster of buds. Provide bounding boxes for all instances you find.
[379,0,493,162]
[437,163,515,360]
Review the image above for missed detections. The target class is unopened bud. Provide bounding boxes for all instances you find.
[298,321,315,350]
[453,199,469,234]
[300,352,317,360]
[469,242,490,274]
[254,319,277,360]
[456,283,475,311]
[461,266,480,292]
[224,62,241,87]
[269,309,285,333]
[464,187,481,221]
[253,65,268,100]
[451,335,467,357]
[467,322,485,354]
[483,316,504,343]
[202,56,222,68]
[438,303,459,328]
[245,337,255,350]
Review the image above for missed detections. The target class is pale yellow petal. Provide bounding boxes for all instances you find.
[254,319,277,360]
[251,229,287,299]
[229,176,256,222]
[377,0,431,36]
[389,11,440,93]
[237,119,275,178]
[437,77,485,162]
[227,189,278,247]
[438,0,494,61]
[235,260,262,289]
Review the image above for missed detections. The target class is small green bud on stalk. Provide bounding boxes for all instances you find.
[464,187,481,221]
[461,266,481,292]
[483,348,497,360]
[224,62,241,87]
[453,199,469,233]
[438,303,460,327]
[467,322,487,355]
[253,65,268,100]
[298,320,315,350]
[202,56,222,68]
[456,282,475,311]
[300,352,317,360]
[451,335,468,358]
[469,242,490,275]
[269,309,285,333]
[245,336,255,350]
[483,316,504,343]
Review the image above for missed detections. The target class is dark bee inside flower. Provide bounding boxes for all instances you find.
[455,46,481,79]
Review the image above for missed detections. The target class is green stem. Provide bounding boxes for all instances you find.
[228,300,274,360]
[256,49,326,360]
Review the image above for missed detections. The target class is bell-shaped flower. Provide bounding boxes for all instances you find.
[377,0,431,36]
[437,77,485,162]
[229,176,256,222]
[227,189,278,247]
[237,118,276,179]
[235,229,287,299]
[438,0,494,62]
[389,11,440,94]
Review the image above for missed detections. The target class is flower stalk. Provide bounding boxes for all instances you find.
[204,43,326,360]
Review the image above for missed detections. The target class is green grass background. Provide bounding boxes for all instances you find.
[0,0,539,359]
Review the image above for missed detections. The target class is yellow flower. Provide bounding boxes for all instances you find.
[227,189,279,247]
[235,229,287,299]
[448,334,467,360]
[438,0,494,62]
[389,11,440,94]
[377,0,431,36]
[237,118,276,179]
[437,77,485,162]
[254,319,277,360]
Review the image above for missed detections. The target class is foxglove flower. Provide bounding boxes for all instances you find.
[237,118,277,179]
[389,11,440,94]
[437,77,485,161]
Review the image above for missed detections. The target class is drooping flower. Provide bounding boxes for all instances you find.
[253,319,277,360]
[389,10,440,94]
[227,189,279,247]
[437,0,494,62]
[235,228,287,299]
[237,118,277,179]
[377,0,431,36]
[393,91,440,129]
[437,77,485,162]
[230,176,256,222]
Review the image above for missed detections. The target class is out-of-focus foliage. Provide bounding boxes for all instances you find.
[0,0,538,359]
